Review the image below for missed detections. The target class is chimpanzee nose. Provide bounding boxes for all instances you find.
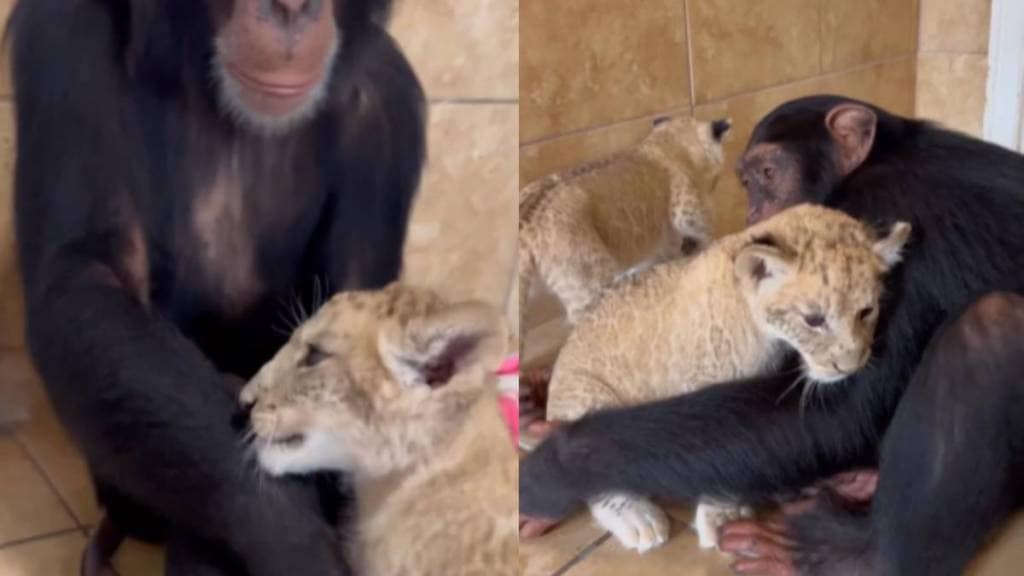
[712,118,732,141]
[273,0,311,16]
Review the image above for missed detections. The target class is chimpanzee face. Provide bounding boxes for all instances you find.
[209,0,341,134]
[737,99,879,226]
[735,142,805,225]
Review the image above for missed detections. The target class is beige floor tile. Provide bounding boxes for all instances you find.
[566,507,733,576]
[0,531,88,576]
[12,373,102,526]
[519,511,607,576]
[0,434,77,544]
[112,537,166,576]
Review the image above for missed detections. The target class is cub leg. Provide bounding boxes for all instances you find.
[589,492,671,554]
[540,229,621,324]
[693,499,754,550]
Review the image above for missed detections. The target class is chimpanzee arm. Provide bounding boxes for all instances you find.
[520,307,922,520]
[310,26,426,290]
[11,3,344,575]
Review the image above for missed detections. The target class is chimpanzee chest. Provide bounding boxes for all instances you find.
[152,136,328,329]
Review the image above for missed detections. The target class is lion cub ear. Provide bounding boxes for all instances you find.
[873,221,912,269]
[734,240,795,296]
[378,301,508,389]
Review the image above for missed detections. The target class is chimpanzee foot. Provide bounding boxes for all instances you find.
[81,515,125,576]
[720,518,797,576]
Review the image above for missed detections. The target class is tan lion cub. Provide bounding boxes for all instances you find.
[545,204,911,554]
[240,284,517,576]
[519,115,731,331]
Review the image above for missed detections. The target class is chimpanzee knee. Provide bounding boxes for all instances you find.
[931,292,1024,383]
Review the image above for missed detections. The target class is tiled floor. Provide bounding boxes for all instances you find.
[0,350,166,576]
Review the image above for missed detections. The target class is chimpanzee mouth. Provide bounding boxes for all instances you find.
[269,433,307,449]
[227,64,320,101]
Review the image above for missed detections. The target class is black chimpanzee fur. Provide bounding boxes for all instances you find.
[520,95,1024,576]
[9,1,424,575]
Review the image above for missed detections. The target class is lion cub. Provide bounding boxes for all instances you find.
[240,284,517,576]
[545,204,911,554]
[519,115,731,331]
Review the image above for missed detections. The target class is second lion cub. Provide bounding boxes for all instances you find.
[545,204,911,554]
[240,284,517,576]
[519,115,732,329]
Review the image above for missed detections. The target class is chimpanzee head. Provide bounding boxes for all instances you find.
[206,0,388,133]
[736,95,881,225]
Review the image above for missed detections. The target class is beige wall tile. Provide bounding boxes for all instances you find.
[0,0,14,99]
[519,114,659,185]
[695,57,917,236]
[915,53,988,137]
[689,0,820,104]
[520,0,688,142]
[0,102,20,350]
[821,0,918,72]
[390,0,518,99]
[920,0,992,53]
[0,435,76,544]
[402,103,517,311]
[0,531,87,576]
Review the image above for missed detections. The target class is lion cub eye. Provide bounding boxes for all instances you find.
[803,314,826,328]
[300,344,331,368]
[858,307,875,321]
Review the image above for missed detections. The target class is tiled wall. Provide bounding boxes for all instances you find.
[0,0,520,351]
[916,0,991,137]
[519,0,919,348]
[0,0,19,352]
[391,0,519,332]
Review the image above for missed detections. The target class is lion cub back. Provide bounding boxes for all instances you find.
[547,205,911,421]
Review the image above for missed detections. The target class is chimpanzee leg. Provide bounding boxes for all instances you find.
[869,292,1024,575]
[165,532,246,576]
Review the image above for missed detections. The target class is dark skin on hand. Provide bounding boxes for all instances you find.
[519,95,1024,576]
[10,1,424,575]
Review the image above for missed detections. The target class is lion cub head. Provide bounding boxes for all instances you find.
[734,205,911,383]
[650,115,732,189]
[240,283,507,478]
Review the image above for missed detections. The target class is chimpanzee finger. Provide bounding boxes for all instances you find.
[731,558,798,576]
[519,517,560,539]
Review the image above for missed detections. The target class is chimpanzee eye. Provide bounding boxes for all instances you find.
[858,307,874,321]
[762,166,775,180]
[803,314,826,328]
[300,344,331,368]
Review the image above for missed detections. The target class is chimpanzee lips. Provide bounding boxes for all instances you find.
[227,63,319,100]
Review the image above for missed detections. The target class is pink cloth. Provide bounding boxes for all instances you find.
[496,355,519,444]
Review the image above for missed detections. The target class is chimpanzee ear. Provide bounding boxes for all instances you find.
[734,242,795,296]
[377,301,507,390]
[873,221,912,269]
[825,104,877,176]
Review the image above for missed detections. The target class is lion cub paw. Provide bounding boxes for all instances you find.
[589,492,670,554]
[693,500,754,550]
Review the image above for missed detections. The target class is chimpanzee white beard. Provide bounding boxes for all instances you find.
[211,35,339,136]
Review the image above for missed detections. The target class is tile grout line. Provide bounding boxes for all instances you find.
[11,433,87,530]
[548,532,612,576]
[683,0,697,110]
[520,52,915,148]
[0,527,83,551]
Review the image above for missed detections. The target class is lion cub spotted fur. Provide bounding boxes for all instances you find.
[519,116,730,333]
[546,204,912,554]
[240,283,517,576]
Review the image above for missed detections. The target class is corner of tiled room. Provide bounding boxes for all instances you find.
[518,0,1024,574]
[0,0,518,574]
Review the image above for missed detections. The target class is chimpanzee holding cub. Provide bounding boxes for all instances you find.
[521,96,1024,576]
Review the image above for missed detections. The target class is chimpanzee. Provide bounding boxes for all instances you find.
[519,95,1024,576]
[9,1,424,575]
